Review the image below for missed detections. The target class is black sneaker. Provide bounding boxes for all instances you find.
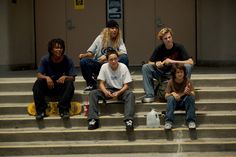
[125,119,134,131]
[60,111,70,119]
[35,112,45,120]
[88,119,99,130]
[84,85,97,92]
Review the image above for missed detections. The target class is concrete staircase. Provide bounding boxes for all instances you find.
[0,67,236,156]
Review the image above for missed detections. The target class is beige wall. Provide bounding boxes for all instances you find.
[0,0,35,70]
[197,0,236,65]
[1,0,236,70]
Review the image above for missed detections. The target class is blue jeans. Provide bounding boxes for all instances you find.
[165,95,196,124]
[80,54,129,87]
[142,63,193,98]
[88,89,135,121]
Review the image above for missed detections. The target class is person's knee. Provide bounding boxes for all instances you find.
[89,89,98,97]
[64,80,75,88]
[80,58,89,67]
[166,95,175,103]
[184,64,193,77]
[185,95,195,104]
[126,91,135,99]
[118,54,129,66]
[33,79,46,91]
[142,63,151,73]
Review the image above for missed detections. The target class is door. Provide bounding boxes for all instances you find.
[35,0,66,65]
[35,0,106,67]
[124,0,196,65]
[66,0,106,66]
[156,0,196,62]
[124,0,156,65]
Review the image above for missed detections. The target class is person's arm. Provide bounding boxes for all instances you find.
[112,83,129,98]
[184,82,195,96]
[99,80,113,98]
[117,39,127,56]
[163,58,194,65]
[147,46,165,68]
[78,51,94,59]
[37,72,54,89]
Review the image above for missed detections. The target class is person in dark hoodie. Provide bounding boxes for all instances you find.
[32,38,77,120]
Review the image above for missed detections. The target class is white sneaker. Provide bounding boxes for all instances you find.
[164,122,172,130]
[188,121,196,129]
[142,97,155,103]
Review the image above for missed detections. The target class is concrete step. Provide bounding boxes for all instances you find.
[1,99,236,115]
[1,74,236,92]
[0,87,236,103]
[0,111,235,128]
[0,125,236,142]
[0,138,235,156]
[3,152,236,157]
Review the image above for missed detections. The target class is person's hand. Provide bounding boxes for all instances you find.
[184,83,191,95]
[155,61,164,68]
[104,90,113,98]
[172,92,181,101]
[78,53,85,59]
[111,91,120,98]
[46,76,54,89]
[98,55,107,63]
[56,76,67,84]
[163,58,173,65]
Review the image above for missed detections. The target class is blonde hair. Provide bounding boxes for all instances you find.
[158,27,173,40]
[100,28,122,49]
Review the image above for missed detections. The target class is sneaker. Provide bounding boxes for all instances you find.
[84,85,96,92]
[142,96,155,103]
[35,112,45,120]
[188,121,196,129]
[88,119,99,130]
[60,111,70,119]
[125,119,134,131]
[164,122,172,130]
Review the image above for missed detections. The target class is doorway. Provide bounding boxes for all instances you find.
[35,0,106,66]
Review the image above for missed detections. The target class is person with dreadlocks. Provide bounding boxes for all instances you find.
[78,20,129,92]
[32,38,77,120]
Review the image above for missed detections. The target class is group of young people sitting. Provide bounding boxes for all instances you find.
[32,20,196,132]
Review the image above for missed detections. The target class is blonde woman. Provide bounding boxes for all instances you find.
[79,20,129,91]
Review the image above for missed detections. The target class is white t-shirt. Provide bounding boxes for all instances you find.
[97,62,132,89]
[87,35,127,60]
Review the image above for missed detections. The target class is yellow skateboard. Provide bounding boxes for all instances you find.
[28,101,82,116]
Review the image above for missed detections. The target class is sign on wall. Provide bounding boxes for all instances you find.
[74,0,84,10]
[106,0,124,33]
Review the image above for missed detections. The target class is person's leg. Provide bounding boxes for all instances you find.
[142,64,164,102]
[165,96,177,126]
[119,90,135,121]
[184,95,196,123]
[184,64,193,79]
[88,89,105,130]
[119,90,135,131]
[32,79,49,119]
[80,58,100,89]
[88,90,105,120]
[118,54,129,67]
[57,80,75,117]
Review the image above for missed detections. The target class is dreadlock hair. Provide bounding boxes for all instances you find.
[48,38,65,56]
